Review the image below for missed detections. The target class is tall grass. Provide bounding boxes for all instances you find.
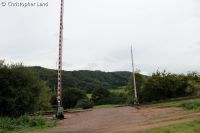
[0,115,56,133]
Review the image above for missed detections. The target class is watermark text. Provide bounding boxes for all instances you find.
[1,1,49,8]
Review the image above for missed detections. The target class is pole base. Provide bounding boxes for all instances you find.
[134,99,139,105]
[56,106,64,120]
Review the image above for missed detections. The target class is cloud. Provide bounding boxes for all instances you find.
[0,0,200,74]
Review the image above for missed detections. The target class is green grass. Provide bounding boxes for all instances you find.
[93,104,126,109]
[138,120,200,133]
[179,100,200,111]
[110,88,126,93]
[0,115,56,133]
[87,87,126,99]
[86,93,92,99]
[144,98,200,110]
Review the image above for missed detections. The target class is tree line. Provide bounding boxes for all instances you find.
[127,70,200,104]
[1,60,200,117]
[29,66,131,93]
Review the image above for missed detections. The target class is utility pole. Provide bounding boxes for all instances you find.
[131,45,139,105]
[56,0,64,119]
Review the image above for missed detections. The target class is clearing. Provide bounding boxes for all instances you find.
[30,104,200,133]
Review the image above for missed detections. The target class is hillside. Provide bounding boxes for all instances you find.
[29,66,132,92]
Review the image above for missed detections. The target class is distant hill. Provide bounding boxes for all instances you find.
[29,66,132,93]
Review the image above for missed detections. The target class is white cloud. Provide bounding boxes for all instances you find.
[0,0,200,73]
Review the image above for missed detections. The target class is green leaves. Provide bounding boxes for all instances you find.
[62,88,87,109]
[126,71,200,104]
[0,63,51,117]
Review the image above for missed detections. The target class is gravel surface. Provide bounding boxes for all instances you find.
[30,106,199,133]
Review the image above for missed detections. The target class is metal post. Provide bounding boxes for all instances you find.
[131,45,139,105]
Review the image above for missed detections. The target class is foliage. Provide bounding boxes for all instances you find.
[36,82,51,111]
[62,88,87,109]
[0,115,56,133]
[0,62,51,117]
[180,100,200,111]
[141,71,189,102]
[126,72,146,104]
[50,92,57,107]
[126,70,200,104]
[29,67,131,93]
[89,85,127,105]
[186,72,200,96]
[76,99,93,109]
[109,92,127,104]
[91,86,111,104]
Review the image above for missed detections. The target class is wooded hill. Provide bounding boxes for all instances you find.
[29,66,132,93]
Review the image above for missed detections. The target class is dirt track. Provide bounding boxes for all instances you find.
[30,106,200,133]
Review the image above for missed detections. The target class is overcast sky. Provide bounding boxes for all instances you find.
[0,0,200,74]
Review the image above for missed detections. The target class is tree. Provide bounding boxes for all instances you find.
[126,72,145,104]
[36,82,51,111]
[62,88,87,109]
[186,72,200,95]
[0,62,51,117]
[140,71,189,103]
[91,86,111,104]
[76,99,93,109]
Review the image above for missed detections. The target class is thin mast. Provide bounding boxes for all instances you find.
[131,45,139,105]
[57,0,64,108]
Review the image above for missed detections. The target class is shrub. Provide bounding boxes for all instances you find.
[76,99,93,109]
[126,70,195,104]
[91,87,111,104]
[0,115,56,133]
[62,88,87,109]
[0,62,51,117]
[180,101,200,110]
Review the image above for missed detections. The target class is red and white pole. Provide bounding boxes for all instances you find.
[57,0,64,108]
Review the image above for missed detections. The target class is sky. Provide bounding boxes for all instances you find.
[0,0,200,74]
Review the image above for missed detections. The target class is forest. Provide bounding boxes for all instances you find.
[29,66,131,93]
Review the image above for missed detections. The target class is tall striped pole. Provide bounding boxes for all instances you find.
[131,45,139,105]
[56,0,64,119]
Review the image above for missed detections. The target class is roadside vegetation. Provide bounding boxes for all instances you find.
[127,71,200,105]
[144,98,200,110]
[93,104,126,109]
[28,63,200,110]
[138,120,200,133]
[136,98,200,133]
[0,60,56,132]
[1,59,200,132]
[0,115,56,133]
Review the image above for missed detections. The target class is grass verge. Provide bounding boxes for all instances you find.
[93,104,126,109]
[144,98,200,110]
[0,115,56,133]
[137,120,200,133]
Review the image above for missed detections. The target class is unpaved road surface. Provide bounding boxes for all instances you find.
[31,106,200,133]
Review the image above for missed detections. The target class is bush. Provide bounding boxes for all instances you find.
[62,88,87,109]
[0,62,51,117]
[126,70,195,104]
[76,99,93,109]
[95,92,127,105]
[180,101,200,110]
[91,87,111,104]
[0,115,56,133]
